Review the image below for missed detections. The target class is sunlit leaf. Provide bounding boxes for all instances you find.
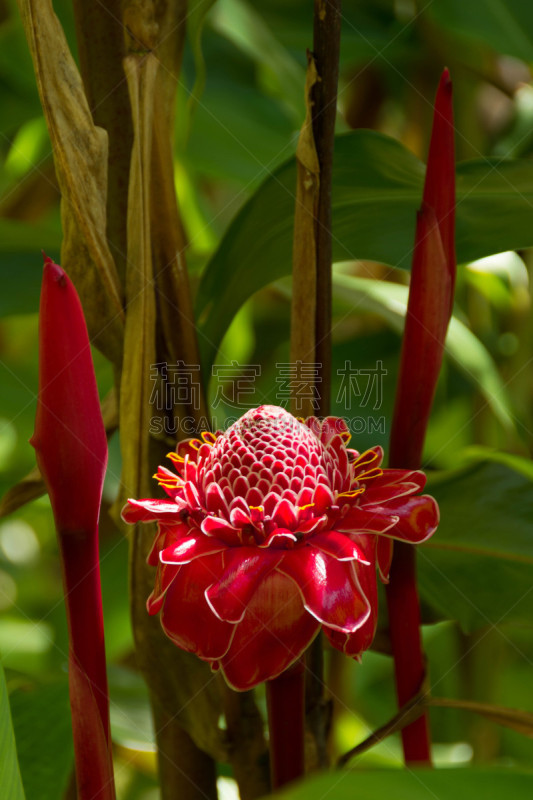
[278,767,533,800]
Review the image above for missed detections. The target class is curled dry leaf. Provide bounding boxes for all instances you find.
[18,0,124,365]
[118,53,158,506]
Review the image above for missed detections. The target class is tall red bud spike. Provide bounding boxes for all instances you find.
[386,70,455,765]
[31,255,115,799]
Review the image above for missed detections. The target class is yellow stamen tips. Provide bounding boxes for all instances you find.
[353,449,378,468]
[298,502,316,511]
[249,505,264,512]
[357,467,383,481]
[296,417,305,423]
[189,439,202,451]
[337,487,365,500]
[167,451,184,464]
[201,431,217,445]
[154,469,182,483]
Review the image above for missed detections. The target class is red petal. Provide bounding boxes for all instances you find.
[311,531,369,563]
[378,469,427,490]
[260,531,298,548]
[122,498,184,523]
[313,484,334,515]
[272,498,298,529]
[201,516,240,542]
[147,521,187,565]
[217,570,319,690]
[278,548,370,633]
[377,536,393,582]
[362,481,424,506]
[206,548,283,623]
[160,534,228,565]
[325,534,378,658]
[147,561,179,614]
[336,507,398,535]
[205,482,230,516]
[352,447,383,476]
[160,555,234,660]
[380,494,439,543]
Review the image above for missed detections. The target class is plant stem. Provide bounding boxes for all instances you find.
[385,542,431,763]
[385,72,455,765]
[312,0,341,416]
[59,528,111,747]
[266,660,305,789]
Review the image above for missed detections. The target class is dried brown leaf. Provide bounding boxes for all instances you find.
[18,0,124,365]
[118,53,158,503]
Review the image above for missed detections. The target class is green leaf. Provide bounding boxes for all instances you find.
[196,130,533,371]
[0,220,61,317]
[9,681,73,800]
[330,271,514,431]
[278,768,533,800]
[186,0,218,118]
[427,0,533,63]
[0,662,26,800]
[419,458,533,632]
[210,0,306,123]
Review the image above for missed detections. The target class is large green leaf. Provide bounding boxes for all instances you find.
[331,271,514,431]
[279,768,533,800]
[9,680,73,800]
[427,0,533,62]
[196,130,533,370]
[0,662,26,800]
[418,457,533,632]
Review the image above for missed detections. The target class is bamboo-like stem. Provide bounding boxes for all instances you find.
[304,0,342,769]
[312,0,341,417]
[71,0,132,290]
[152,704,218,800]
[266,660,305,789]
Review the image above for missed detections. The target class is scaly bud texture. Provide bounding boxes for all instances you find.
[31,256,114,799]
[124,405,438,691]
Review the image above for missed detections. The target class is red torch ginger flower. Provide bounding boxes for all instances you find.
[123,405,438,690]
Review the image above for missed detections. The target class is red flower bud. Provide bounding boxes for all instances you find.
[31,255,114,799]
[31,255,107,532]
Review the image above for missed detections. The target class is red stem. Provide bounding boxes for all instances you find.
[59,528,111,746]
[385,71,455,765]
[386,543,431,763]
[266,659,305,789]
[59,527,115,799]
